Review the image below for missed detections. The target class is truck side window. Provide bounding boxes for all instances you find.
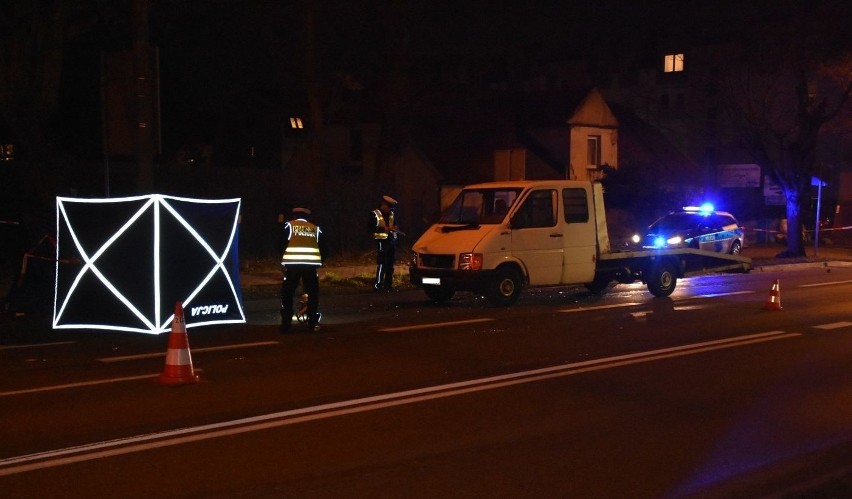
[514,190,555,228]
[563,188,589,223]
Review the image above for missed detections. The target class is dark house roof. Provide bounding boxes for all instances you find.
[408,86,519,185]
[608,102,704,188]
[406,85,703,188]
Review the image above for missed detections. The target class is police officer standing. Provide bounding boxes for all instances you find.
[280,207,326,332]
[370,195,399,291]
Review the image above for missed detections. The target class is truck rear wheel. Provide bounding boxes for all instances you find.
[647,261,677,297]
[424,285,455,304]
[485,267,522,307]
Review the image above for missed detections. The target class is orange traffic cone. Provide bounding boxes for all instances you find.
[764,279,783,311]
[158,302,200,385]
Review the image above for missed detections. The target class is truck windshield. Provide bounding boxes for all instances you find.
[439,188,521,225]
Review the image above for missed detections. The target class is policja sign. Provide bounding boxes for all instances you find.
[53,194,245,334]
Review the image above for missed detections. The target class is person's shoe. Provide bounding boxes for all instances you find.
[308,312,322,331]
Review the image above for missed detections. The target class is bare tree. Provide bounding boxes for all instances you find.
[726,5,852,257]
[0,1,133,204]
[0,1,71,206]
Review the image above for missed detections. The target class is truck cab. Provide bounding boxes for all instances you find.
[409,180,602,306]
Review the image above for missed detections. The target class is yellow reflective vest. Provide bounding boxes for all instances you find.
[281,219,322,266]
[372,209,394,240]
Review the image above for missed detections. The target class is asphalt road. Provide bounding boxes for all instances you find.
[3,264,852,497]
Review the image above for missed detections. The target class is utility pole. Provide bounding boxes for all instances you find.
[301,0,324,194]
[133,0,154,192]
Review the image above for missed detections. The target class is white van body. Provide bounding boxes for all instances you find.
[409,180,750,306]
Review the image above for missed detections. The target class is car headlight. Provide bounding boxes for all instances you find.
[631,234,641,244]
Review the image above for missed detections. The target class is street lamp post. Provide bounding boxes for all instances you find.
[812,176,826,257]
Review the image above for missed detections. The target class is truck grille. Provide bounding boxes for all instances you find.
[419,254,455,269]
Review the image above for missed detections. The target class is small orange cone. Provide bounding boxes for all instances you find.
[158,302,200,385]
[764,279,783,311]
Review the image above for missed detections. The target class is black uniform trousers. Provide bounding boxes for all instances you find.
[374,239,396,290]
[280,264,320,328]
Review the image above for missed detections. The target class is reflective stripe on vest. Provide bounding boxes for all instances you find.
[282,220,322,266]
[373,209,388,240]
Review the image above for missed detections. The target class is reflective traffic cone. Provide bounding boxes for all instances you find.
[764,279,783,311]
[158,302,200,385]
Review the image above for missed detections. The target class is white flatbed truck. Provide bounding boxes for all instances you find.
[409,180,751,306]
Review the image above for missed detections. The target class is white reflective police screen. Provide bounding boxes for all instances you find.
[54,195,245,334]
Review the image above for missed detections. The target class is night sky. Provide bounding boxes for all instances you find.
[55,0,850,160]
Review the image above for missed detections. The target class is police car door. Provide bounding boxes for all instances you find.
[694,214,713,252]
[509,188,563,286]
[705,214,734,252]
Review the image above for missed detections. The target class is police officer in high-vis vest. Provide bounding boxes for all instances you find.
[280,207,326,332]
[370,195,399,291]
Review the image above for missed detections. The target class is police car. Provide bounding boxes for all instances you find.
[632,205,744,255]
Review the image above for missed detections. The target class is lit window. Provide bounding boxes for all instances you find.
[290,117,303,129]
[587,136,601,168]
[664,53,684,72]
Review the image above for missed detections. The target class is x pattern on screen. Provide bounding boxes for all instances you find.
[54,194,245,334]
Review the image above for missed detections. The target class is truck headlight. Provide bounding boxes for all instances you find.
[458,253,483,270]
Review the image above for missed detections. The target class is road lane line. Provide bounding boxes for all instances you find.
[98,341,280,362]
[681,291,755,299]
[559,302,642,313]
[799,280,852,288]
[0,369,206,397]
[0,374,159,397]
[813,322,852,330]
[0,330,798,476]
[0,341,76,351]
[673,305,710,311]
[380,318,493,332]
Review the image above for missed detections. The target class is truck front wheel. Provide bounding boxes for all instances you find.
[647,261,677,297]
[485,267,522,307]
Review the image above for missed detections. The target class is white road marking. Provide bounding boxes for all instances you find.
[0,341,76,351]
[682,290,755,299]
[0,369,206,398]
[559,302,642,313]
[98,341,280,362]
[380,318,494,332]
[0,330,798,477]
[813,322,852,330]
[799,280,852,288]
[0,374,159,397]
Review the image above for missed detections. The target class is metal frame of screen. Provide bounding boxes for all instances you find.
[53,194,245,334]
